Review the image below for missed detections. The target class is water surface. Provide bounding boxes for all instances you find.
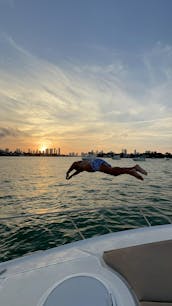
[0,157,171,262]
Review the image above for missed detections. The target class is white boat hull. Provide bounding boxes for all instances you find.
[0,224,172,306]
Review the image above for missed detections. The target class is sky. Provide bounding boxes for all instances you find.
[0,0,172,154]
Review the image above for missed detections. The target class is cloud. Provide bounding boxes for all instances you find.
[0,35,171,152]
[0,127,24,139]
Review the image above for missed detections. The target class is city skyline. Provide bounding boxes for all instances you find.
[0,146,171,157]
[0,1,172,154]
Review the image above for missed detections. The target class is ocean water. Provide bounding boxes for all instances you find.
[0,156,172,262]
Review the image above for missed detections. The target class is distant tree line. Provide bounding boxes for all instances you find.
[97,151,171,159]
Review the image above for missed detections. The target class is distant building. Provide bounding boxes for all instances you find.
[122,148,127,157]
[15,148,22,154]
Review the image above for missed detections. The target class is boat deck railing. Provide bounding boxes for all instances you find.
[1,204,172,261]
[1,204,172,241]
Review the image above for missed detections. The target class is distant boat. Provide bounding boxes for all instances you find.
[133,156,146,161]
[112,155,121,160]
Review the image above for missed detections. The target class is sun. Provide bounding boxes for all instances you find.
[39,145,47,153]
[38,140,53,153]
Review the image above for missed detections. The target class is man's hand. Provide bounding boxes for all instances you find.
[66,172,73,180]
[66,170,80,180]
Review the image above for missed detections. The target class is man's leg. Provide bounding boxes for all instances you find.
[99,165,144,181]
[126,169,144,181]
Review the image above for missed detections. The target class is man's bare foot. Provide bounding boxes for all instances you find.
[130,170,144,181]
[135,164,147,176]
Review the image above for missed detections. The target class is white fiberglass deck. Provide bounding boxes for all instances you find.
[0,224,172,306]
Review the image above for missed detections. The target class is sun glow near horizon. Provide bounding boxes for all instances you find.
[38,139,55,153]
[39,145,47,153]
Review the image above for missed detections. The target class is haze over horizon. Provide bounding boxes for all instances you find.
[0,0,172,154]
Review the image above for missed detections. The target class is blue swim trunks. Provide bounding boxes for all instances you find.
[90,158,111,172]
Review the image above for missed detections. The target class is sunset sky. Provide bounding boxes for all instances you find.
[0,0,172,154]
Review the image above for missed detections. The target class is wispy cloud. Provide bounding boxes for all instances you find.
[0,127,24,139]
[0,34,171,152]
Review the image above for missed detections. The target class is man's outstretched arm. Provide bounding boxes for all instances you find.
[66,162,77,179]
